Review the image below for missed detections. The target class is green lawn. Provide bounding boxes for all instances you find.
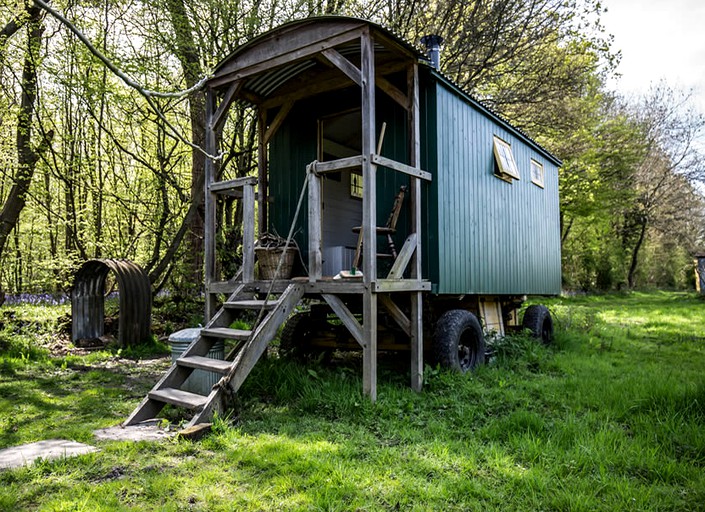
[1,292,704,510]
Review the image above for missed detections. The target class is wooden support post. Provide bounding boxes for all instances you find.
[258,108,269,237]
[361,30,378,401]
[308,165,322,281]
[408,62,423,392]
[204,89,218,321]
[242,183,255,283]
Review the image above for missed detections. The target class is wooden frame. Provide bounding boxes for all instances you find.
[203,19,429,401]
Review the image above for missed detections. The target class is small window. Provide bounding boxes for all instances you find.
[530,159,545,188]
[493,136,520,182]
[350,172,363,199]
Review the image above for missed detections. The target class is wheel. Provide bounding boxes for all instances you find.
[522,305,553,344]
[279,312,313,359]
[433,310,486,372]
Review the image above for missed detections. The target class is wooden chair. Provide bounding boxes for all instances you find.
[352,185,407,270]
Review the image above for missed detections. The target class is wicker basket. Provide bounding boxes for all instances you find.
[255,247,296,280]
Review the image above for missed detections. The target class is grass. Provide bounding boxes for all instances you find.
[1,291,704,510]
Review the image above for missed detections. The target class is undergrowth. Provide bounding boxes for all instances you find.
[0,291,704,510]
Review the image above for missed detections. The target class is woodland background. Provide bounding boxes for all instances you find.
[1,0,704,299]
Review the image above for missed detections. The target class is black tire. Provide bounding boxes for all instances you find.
[279,312,313,359]
[522,305,553,345]
[433,309,486,372]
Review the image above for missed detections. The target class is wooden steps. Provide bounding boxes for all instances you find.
[123,283,304,428]
[201,327,251,340]
[148,388,208,409]
[177,355,233,374]
[224,299,280,310]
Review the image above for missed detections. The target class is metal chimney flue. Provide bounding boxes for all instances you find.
[420,34,444,71]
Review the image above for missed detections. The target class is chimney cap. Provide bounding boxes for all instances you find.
[420,34,444,48]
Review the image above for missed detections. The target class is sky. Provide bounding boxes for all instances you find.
[600,0,705,113]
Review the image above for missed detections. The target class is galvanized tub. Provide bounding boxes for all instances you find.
[168,328,224,395]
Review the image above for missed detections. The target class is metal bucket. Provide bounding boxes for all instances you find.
[168,328,224,395]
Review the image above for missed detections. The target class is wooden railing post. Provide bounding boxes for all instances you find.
[242,182,255,283]
[308,164,322,282]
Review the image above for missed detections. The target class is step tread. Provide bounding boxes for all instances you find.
[177,355,232,374]
[201,327,251,340]
[224,299,280,310]
[149,388,208,409]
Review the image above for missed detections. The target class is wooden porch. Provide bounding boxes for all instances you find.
[202,18,432,400]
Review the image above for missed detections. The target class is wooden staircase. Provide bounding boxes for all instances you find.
[124,283,304,428]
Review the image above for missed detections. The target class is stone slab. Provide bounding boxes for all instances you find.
[0,440,98,470]
[93,423,175,442]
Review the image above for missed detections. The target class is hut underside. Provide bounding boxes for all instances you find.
[203,20,431,398]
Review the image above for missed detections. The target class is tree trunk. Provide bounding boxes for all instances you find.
[627,216,648,288]
[165,0,206,290]
[0,8,52,264]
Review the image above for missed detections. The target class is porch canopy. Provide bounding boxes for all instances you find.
[206,17,424,108]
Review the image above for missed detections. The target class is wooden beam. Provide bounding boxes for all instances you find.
[204,92,218,321]
[261,74,354,109]
[321,48,362,86]
[322,294,365,348]
[308,167,323,281]
[387,233,417,279]
[361,30,378,402]
[312,155,363,174]
[208,176,257,193]
[408,62,424,393]
[212,81,243,131]
[208,30,364,88]
[371,154,432,181]
[242,183,255,283]
[258,108,268,237]
[378,294,411,337]
[377,76,409,110]
[263,101,294,145]
[373,280,432,293]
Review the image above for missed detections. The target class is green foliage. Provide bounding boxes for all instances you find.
[1,292,705,509]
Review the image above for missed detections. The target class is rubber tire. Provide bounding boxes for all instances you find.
[279,312,313,359]
[522,305,553,345]
[433,309,486,372]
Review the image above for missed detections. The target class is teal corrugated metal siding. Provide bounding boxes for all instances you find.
[433,84,561,295]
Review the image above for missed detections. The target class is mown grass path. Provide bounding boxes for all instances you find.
[0,292,703,510]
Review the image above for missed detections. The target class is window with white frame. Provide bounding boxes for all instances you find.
[492,136,520,182]
[530,159,545,188]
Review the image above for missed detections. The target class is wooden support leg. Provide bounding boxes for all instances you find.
[410,291,423,392]
[362,291,377,401]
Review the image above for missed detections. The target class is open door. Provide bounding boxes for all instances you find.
[318,109,363,276]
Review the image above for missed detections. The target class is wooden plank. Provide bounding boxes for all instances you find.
[387,233,417,279]
[312,155,363,174]
[209,176,257,193]
[213,81,242,131]
[378,294,411,337]
[321,48,362,86]
[224,299,279,310]
[263,101,294,145]
[361,30,378,402]
[261,73,357,109]
[408,62,423,282]
[177,356,233,374]
[373,280,432,293]
[258,108,268,237]
[242,183,255,283]
[201,327,252,341]
[370,154,432,181]
[377,75,409,110]
[410,292,423,392]
[148,388,208,410]
[204,92,218,321]
[322,294,365,348]
[308,169,323,281]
